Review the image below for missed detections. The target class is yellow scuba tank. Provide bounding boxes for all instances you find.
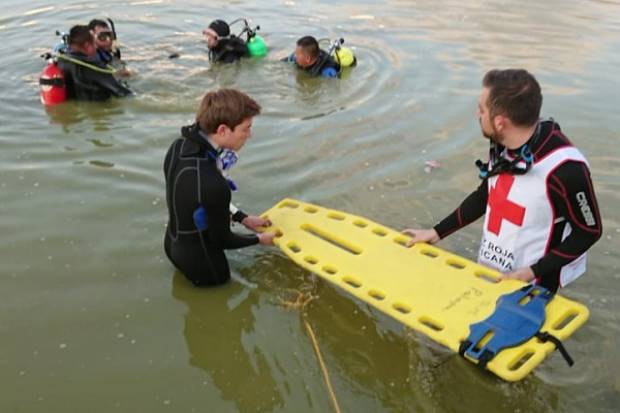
[333,46,355,68]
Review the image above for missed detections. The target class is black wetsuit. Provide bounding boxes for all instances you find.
[283,49,341,77]
[57,51,132,101]
[208,37,249,63]
[163,123,258,286]
[433,120,602,292]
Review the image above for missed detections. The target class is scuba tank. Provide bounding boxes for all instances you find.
[334,45,355,68]
[40,30,69,106]
[309,38,356,77]
[39,58,66,106]
[247,34,267,57]
[228,18,268,57]
[323,38,356,68]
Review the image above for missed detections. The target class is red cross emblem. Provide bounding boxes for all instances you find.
[487,174,526,235]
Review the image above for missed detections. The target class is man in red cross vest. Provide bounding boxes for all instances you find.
[403,69,602,292]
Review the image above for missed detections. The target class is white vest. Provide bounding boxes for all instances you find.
[477,146,588,288]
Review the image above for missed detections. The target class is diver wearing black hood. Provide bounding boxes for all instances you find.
[203,19,249,64]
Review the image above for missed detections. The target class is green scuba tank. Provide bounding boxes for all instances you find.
[247,35,268,57]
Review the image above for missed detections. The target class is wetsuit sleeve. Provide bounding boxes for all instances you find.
[281,52,295,63]
[232,210,248,223]
[229,203,248,223]
[433,179,488,239]
[530,161,602,289]
[92,71,133,97]
[202,177,258,250]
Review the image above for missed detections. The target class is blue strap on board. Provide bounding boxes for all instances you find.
[459,285,560,369]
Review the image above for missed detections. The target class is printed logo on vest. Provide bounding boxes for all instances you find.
[479,238,516,271]
[576,192,596,226]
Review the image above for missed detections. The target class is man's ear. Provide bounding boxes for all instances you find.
[493,115,506,132]
[216,123,230,136]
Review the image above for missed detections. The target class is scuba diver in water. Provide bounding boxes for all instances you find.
[88,19,119,65]
[89,19,131,77]
[163,88,277,287]
[87,18,132,76]
[49,25,132,102]
[203,18,267,64]
[282,35,356,78]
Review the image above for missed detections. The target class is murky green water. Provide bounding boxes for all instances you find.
[1,0,619,411]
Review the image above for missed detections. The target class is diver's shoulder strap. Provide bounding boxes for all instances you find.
[56,54,117,75]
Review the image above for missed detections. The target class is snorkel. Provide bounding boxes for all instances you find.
[106,18,121,60]
[228,17,267,57]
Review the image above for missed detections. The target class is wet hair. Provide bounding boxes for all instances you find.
[88,19,109,31]
[296,36,319,60]
[68,25,94,47]
[483,69,542,127]
[196,89,261,134]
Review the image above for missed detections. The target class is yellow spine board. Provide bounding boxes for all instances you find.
[262,198,589,381]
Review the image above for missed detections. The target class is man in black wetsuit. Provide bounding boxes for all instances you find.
[403,69,602,292]
[282,36,340,78]
[203,19,249,64]
[57,25,132,101]
[163,89,276,286]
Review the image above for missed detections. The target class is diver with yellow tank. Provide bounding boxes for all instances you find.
[282,35,356,78]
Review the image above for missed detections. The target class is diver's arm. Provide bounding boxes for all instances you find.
[229,202,271,231]
[433,179,488,239]
[204,180,258,250]
[281,52,295,63]
[230,203,247,223]
[92,71,133,97]
[530,161,602,290]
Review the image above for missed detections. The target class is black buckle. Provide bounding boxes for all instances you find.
[535,331,574,367]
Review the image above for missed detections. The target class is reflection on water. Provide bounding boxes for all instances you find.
[1,0,620,412]
[172,273,284,413]
[44,100,125,131]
